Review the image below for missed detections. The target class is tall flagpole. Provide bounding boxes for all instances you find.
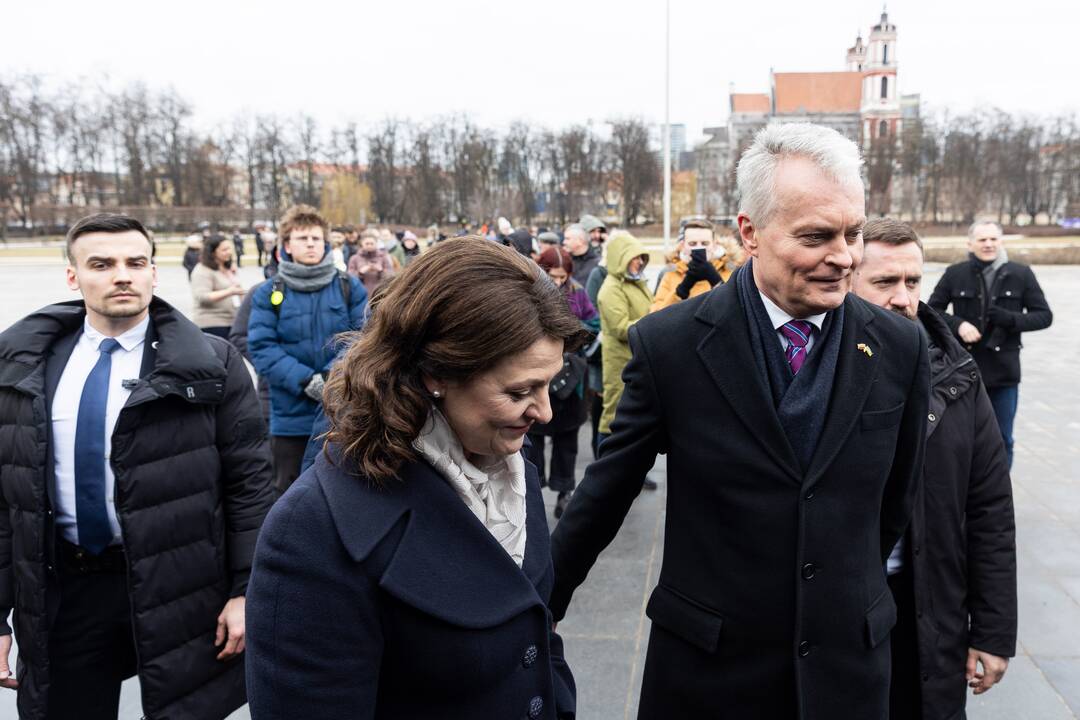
[662,0,672,253]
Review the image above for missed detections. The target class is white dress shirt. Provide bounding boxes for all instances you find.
[758,290,827,355]
[51,316,149,547]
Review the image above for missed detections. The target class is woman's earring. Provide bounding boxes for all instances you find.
[432,390,442,399]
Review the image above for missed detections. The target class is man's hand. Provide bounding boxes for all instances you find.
[215,596,246,661]
[966,648,1008,695]
[958,321,982,344]
[0,633,18,689]
[986,305,1017,329]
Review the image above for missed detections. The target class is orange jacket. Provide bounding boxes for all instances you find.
[650,258,732,312]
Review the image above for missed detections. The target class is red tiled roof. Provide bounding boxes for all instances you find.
[731,93,771,113]
[773,72,862,114]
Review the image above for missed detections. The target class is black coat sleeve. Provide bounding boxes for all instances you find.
[215,342,274,596]
[0,448,10,636]
[928,268,965,334]
[246,480,382,719]
[880,326,930,562]
[1012,266,1053,333]
[228,286,257,364]
[965,383,1018,657]
[549,324,666,621]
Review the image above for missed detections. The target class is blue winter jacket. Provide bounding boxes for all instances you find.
[248,273,367,436]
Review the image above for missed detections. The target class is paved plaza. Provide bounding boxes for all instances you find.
[0,256,1076,719]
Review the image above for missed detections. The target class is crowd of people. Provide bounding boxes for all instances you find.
[0,120,1054,720]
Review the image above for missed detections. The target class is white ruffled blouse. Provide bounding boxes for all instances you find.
[413,408,528,567]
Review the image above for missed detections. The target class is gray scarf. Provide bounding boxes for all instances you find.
[982,247,1009,289]
[277,249,337,291]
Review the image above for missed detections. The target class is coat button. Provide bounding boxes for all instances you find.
[801,563,816,580]
[528,696,544,718]
[994,347,1001,352]
[948,386,958,396]
[927,413,937,422]
[805,490,815,501]
[798,641,811,657]
[914,546,921,556]
[522,644,538,668]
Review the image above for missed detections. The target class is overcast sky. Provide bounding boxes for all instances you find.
[4,0,1076,146]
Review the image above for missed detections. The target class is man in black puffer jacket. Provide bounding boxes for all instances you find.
[0,213,274,720]
[854,219,1016,720]
[928,221,1052,467]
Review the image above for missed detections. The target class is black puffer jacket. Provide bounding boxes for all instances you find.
[906,304,1016,720]
[927,256,1052,388]
[0,298,274,720]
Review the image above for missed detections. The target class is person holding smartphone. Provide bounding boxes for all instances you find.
[650,219,738,312]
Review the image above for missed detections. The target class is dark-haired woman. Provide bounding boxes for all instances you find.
[526,247,599,519]
[190,234,246,339]
[246,237,580,719]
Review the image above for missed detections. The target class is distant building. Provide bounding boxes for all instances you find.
[654,123,691,171]
[697,9,919,215]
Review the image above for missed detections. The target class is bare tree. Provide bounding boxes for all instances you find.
[609,118,659,226]
[405,123,445,224]
[368,119,401,222]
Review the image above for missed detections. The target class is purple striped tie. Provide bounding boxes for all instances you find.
[780,320,813,375]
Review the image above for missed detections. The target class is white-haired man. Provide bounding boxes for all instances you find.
[550,123,929,719]
[928,222,1052,468]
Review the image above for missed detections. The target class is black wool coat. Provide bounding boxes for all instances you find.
[927,258,1052,388]
[907,304,1016,720]
[550,279,929,720]
[0,298,275,720]
[245,448,576,719]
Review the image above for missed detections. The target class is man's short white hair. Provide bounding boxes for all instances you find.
[968,220,1003,238]
[564,224,587,242]
[736,123,864,228]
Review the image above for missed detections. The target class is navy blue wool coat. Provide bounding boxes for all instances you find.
[245,446,576,719]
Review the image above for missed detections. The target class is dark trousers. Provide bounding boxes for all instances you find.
[271,434,309,495]
[987,384,1018,469]
[47,542,136,720]
[887,568,922,720]
[524,430,579,493]
[257,246,266,265]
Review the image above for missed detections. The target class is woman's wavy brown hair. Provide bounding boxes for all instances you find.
[323,236,588,483]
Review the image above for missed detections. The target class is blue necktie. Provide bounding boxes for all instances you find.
[74,337,121,554]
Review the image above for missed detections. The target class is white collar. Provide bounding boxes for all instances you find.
[757,290,827,333]
[82,314,150,353]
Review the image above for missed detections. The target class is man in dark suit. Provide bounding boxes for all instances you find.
[0,213,274,720]
[550,123,929,719]
[927,221,1052,468]
[852,218,1015,720]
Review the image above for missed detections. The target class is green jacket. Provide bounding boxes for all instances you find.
[597,233,653,432]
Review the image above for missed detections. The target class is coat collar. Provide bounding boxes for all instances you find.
[0,298,227,403]
[693,283,882,485]
[315,448,550,628]
[693,278,801,481]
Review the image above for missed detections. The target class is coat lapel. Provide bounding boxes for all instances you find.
[694,281,802,483]
[804,296,881,486]
[318,453,546,629]
[520,453,552,589]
